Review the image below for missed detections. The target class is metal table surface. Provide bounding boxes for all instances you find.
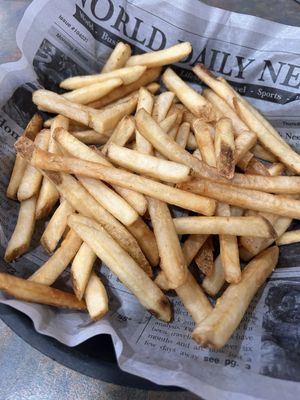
[0,1,300,399]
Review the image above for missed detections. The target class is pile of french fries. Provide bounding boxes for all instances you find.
[2,41,300,349]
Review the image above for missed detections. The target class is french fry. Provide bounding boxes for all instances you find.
[159,113,178,134]
[152,92,175,122]
[194,237,214,276]
[39,172,152,276]
[182,234,208,266]
[16,137,216,215]
[202,88,248,135]
[72,130,109,145]
[126,42,192,67]
[176,271,213,324]
[173,216,275,237]
[178,179,300,219]
[214,118,235,179]
[0,273,86,310]
[17,129,50,201]
[71,242,97,300]
[88,70,161,108]
[202,255,225,297]
[135,87,155,154]
[167,109,184,140]
[252,143,277,162]
[4,196,37,262]
[102,42,132,72]
[216,202,241,283]
[234,98,300,174]
[60,66,147,90]
[234,130,257,164]
[236,151,254,171]
[77,176,139,226]
[90,97,138,134]
[40,199,74,253]
[244,158,270,176]
[240,216,292,256]
[36,116,69,219]
[107,143,191,183]
[154,270,171,291]
[29,229,82,285]
[63,78,123,104]
[7,114,43,199]
[192,148,202,160]
[162,68,214,120]
[53,127,147,216]
[127,218,159,267]
[84,271,109,320]
[102,115,135,155]
[192,246,279,349]
[135,109,220,181]
[276,229,300,246]
[193,119,216,167]
[148,198,187,289]
[68,214,172,322]
[176,122,190,149]
[268,163,285,176]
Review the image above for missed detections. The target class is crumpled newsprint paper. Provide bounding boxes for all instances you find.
[0,1,300,398]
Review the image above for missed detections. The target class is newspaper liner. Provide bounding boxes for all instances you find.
[0,0,300,398]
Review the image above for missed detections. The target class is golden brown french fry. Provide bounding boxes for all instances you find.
[107,143,191,183]
[148,198,187,289]
[53,127,147,216]
[159,113,178,134]
[173,216,275,237]
[127,218,159,267]
[245,158,270,176]
[68,214,172,322]
[193,119,216,167]
[91,97,138,134]
[102,42,132,72]
[216,202,241,284]
[135,87,155,154]
[154,270,171,291]
[0,273,86,310]
[29,229,82,285]
[17,129,50,201]
[41,172,151,275]
[252,143,277,162]
[71,242,97,300]
[276,230,300,246]
[102,115,135,156]
[88,70,161,108]
[182,234,208,266]
[7,114,43,199]
[234,98,300,173]
[192,246,279,349]
[240,216,292,256]
[268,163,285,176]
[135,109,220,181]
[214,118,235,179]
[4,196,37,262]
[176,122,190,149]
[72,130,109,145]
[202,88,248,135]
[41,199,74,253]
[194,237,214,276]
[84,271,108,320]
[152,92,175,122]
[126,42,192,67]
[63,79,123,104]
[178,179,300,219]
[17,138,216,215]
[236,151,254,171]
[202,255,225,297]
[167,109,184,140]
[60,66,147,90]
[78,175,138,226]
[36,116,69,219]
[176,271,213,324]
[234,130,257,164]
[162,68,214,120]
